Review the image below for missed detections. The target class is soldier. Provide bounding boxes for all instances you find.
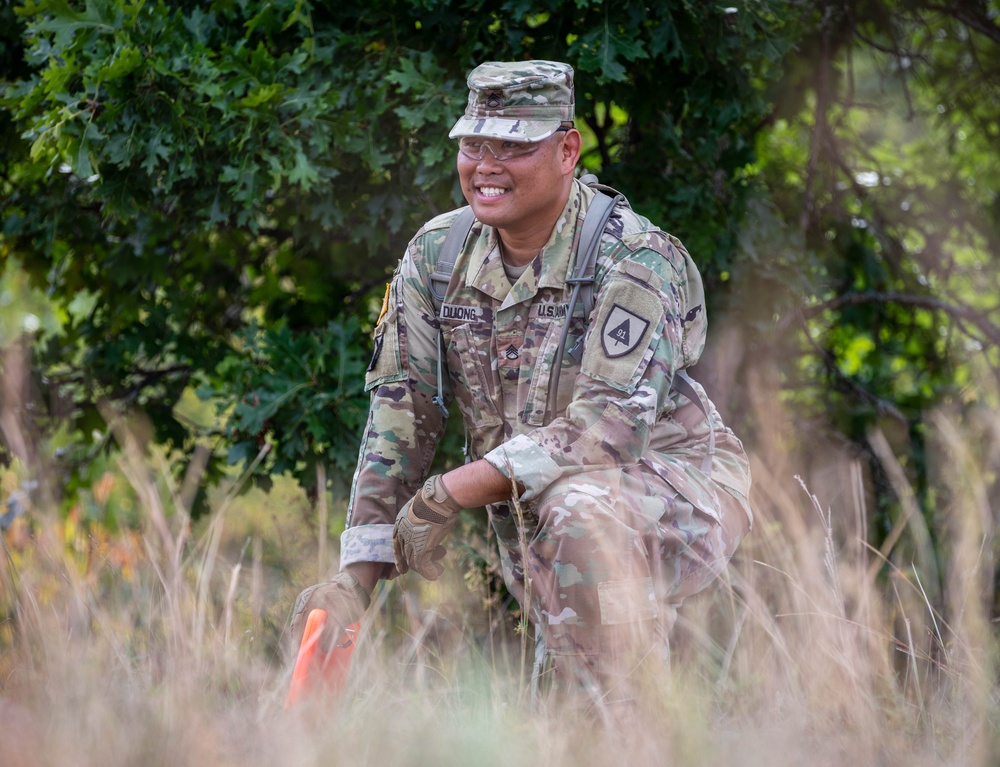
[291,60,752,707]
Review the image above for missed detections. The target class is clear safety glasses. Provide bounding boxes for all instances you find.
[457,125,571,163]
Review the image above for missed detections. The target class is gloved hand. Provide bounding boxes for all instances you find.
[393,474,463,580]
[290,572,371,653]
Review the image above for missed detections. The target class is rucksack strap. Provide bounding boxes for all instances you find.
[545,185,623,422]
[428,207,475,418]
[572,174,624,322]
[570,185,621,320]
[429,206,476,309]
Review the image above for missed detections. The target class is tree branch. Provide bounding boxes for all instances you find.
[584,106,613,169]
[796,290,1000,348]
[798,315,910,425]
[923,3,1000,46]
[109,364,193,403]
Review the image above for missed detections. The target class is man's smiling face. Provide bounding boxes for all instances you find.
[456,129,578,243]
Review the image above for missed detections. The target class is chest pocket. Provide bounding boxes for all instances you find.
[442,323,503,428]
[521,312,586,426]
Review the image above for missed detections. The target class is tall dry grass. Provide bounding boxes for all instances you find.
[1,364,998,766]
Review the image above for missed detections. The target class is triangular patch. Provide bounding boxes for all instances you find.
[601,304,650,358]
[609,319,631,347]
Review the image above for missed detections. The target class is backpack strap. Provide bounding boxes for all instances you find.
[427,207,476,419]
[544,184,623,422]
[574,175,622,289]
[429,206,475,311]
[563,175,625,363]
[572,183,622,322]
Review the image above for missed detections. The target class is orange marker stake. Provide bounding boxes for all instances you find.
[285,609,360,710]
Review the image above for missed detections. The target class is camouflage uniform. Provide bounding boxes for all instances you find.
[342,61,752,694]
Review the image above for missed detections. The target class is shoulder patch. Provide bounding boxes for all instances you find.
[582,278,665,391]
[601,304,650,358]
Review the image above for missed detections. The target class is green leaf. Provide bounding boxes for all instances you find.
[98,44,142,81]
[288,146,319,189]
[386,57,426,93]
[29,0,107,51]
[239,82,285,108]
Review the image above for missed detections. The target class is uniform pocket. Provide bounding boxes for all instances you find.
[522,320,561,426]
[364,279,406,392]
[443,323,502,427]
[641,453,722,524]
[522,316,586,426]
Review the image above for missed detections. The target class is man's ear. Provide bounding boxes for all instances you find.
[560,128,582,174]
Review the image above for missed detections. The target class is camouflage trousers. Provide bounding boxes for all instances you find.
[486,462,751,703]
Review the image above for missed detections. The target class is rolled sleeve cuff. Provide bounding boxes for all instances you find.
[340,524,396,568]
[484,434,563,502]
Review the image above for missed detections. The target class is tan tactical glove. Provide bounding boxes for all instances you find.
[290,572,371,653]
[392,474,463,580]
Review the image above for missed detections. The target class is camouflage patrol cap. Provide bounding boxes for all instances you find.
[449,60,574,142]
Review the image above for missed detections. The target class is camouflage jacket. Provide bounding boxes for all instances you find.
[341,179,752,568]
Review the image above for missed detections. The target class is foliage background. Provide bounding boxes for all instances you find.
[1,2,1000,760]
